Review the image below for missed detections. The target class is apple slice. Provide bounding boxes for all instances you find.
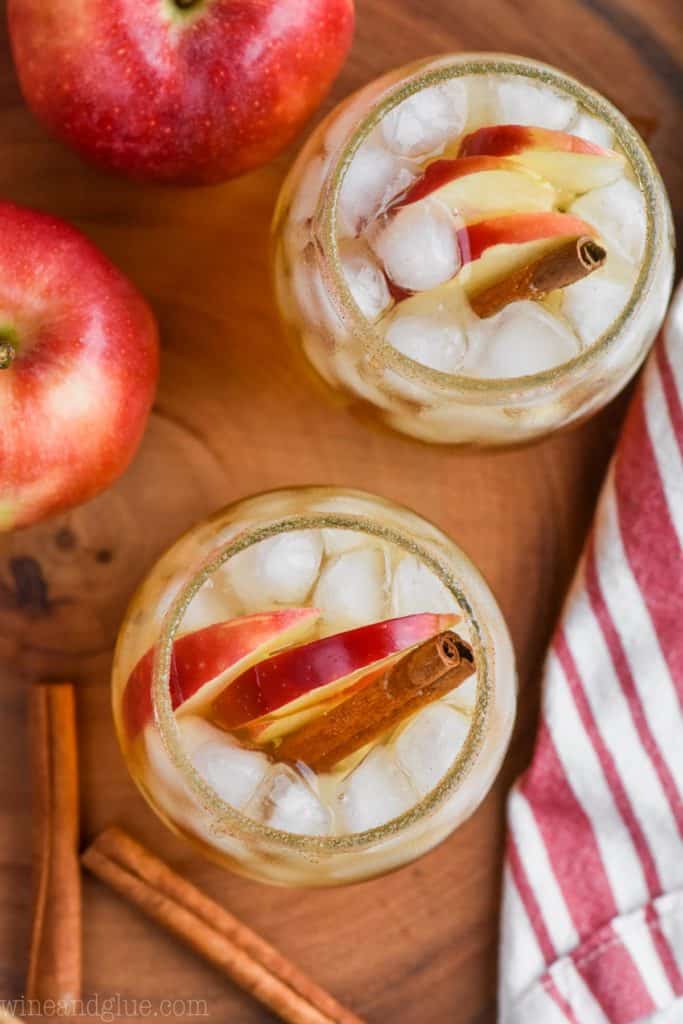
[121,607,320,740]
[396,156,556,215]
[459,124,613,159]
[459,211,595,262]
[459,125,625,196]
[211,612,460,734]
[242,659,394,746]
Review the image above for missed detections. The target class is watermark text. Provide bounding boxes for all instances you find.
[2,994,209,1021]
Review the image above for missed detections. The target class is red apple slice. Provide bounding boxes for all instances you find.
[460,125,612,158]
[459,125,625,196]
[242,660,394,747]
[212,612,460,734]
[121,607,320,740]
[458,212,595,264]
[396,156,556,215]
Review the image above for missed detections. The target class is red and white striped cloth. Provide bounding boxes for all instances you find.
[499,284,683,1024]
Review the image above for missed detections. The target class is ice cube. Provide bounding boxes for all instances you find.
[289,153,329,223]
[144,726,195,825]
[144,716,222,803]
[562,265,633,344]
[339,241,391,321]
[228,530,323,612]
[569,177,646,265]
[371,199,460,291]
[338,747,416,831]
[495,76,576,130]
[146,571,186,634]
[145,725,186,800]
[322,527,366,557]
[570,112,614,150]
[386,307,467,374]
[282,218,310,265]
[313,546,388,630]
[381,80,468,157]
[251,765,332,835]
[464,75,497,130]
[290,252,343,338]
[332,345,396,411]
[180,716,228,751]
[466,301,580,378]
[179,568,241,634]
[394,703,470,797]
[325,79,390,156]
[144,719,267,854]
[337,141,417,237]
[191,732,270,810]
[391,555,460,616]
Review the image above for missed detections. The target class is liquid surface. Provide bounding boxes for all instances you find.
[131,527,478,837]
[333,72,644,378]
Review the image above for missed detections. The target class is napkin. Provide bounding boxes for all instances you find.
[499,285,683,1023]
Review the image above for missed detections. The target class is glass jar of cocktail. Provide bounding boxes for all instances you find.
[272,54,674,446]
[112,488,516,886]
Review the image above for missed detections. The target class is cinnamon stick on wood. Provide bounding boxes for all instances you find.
[469,235,607,319]
[82,828,364,1024]
[27,683,81,1011]
[275,630,476,771]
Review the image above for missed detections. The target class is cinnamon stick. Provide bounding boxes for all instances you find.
[275,630,475,771]
[469,235,606,319]
[82,828,364,1024]
[27,683,81,1011]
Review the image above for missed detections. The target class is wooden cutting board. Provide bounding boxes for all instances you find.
[0,1,680,1020]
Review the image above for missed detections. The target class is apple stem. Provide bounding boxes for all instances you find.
[174,0,198,7]
[0,339,16,370]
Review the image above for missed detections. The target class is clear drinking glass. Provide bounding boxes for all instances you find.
[112,487,516,886]
[272,54,674,445]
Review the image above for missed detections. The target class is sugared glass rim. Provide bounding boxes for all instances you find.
[150,487,494,855]
[315,53,671,401]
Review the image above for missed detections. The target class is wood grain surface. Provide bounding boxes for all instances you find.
[0,1,680,1021]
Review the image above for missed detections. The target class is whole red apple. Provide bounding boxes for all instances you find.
[7,0,355,185]
[0,202,159,531]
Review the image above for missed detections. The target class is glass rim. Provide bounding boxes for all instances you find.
[314,52,669,400]
[149,486,495,855]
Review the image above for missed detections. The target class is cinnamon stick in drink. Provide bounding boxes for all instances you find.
[27,683,81,1011]
[275,630,475,771]
[83,828,364,1024]
[469,236,607,319]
